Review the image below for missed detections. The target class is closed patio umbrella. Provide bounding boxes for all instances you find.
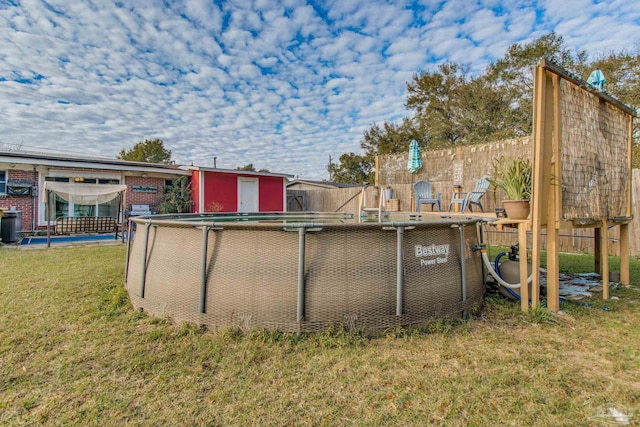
[407,139,422,174]
[407,139,423,210]
[587,68,606,90]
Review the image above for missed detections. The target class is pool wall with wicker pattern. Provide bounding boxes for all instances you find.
[125,213,485,333]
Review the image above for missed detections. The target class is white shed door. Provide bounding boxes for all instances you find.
[238,178,259,212]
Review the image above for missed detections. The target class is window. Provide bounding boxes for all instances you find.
[43,174,121,220]
[164,179,174,193]
[99,178,120,184]
[46,193,69,221]
[0,171,6,194]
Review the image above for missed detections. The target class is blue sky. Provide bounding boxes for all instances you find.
[0,1,638,179]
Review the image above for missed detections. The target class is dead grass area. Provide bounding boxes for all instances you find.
[0,246,638,426]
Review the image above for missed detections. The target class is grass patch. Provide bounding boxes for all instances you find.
[1,246,639,426]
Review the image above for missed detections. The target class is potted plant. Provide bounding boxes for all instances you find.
[488,156,532,220]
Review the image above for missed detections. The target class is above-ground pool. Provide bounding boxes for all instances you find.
[125,212,485,333]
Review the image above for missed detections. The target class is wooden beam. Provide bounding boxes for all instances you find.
[546,221,559,311]
[530,65,544,310]
[531,65,556,309]
[617,115,632,287]
[546,73,562,312]
[594,228,601,275]
[519,222,530,312]
[620,223,630,287]
[552,73,563,229]
[627,116,633,219]
[611,112,631,288]
[601,220,610,300]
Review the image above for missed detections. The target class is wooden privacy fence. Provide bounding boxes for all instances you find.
[291,168,640,257]
[376,137,534,197]
[297,181,504,216]
[286,190,307,211]
[300,186,369,213]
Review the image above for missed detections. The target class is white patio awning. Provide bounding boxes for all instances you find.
[43,182,127,205]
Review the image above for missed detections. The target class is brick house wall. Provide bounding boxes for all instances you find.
[1,174,172,231]
[0,169,38,232]
[124,176,168,212]
[0,149,192,235]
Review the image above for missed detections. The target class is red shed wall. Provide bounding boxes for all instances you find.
[259,176,284,211]
[199,171,285,213]
[203,172,238,212]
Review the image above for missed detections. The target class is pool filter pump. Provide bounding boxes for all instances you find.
[498,244,529,283]
[494,243,533,301]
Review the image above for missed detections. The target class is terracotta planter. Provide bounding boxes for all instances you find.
[502,200,530,220]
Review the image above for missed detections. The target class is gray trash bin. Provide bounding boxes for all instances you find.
[1,211,22,243]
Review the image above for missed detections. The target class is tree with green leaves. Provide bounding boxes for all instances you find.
[236,163,270,173]
[406,33,587,147]
[360,118,422,158]
[118,139,172,164]
[328,152,374,184]
[588,50,640,144]
[329,118,423,182]
[407,63,528,145]
[159,176,193,214]
[487,33,587,113]
[331,32,640,181]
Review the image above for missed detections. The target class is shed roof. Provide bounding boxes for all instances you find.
[188,165,293,179]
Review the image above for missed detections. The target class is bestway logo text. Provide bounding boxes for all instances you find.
[414,244,450,257]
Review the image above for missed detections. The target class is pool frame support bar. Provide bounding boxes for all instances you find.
[200,226,211,314]
[297,228,306,322]
[124,219,133,286]
[139,222,152,299]
[459,224,468,319]
[396,226,405,316]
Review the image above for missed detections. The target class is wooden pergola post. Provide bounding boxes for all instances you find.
[531,61,560,310]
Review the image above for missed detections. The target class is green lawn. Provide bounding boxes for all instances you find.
[1,245,638,426]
